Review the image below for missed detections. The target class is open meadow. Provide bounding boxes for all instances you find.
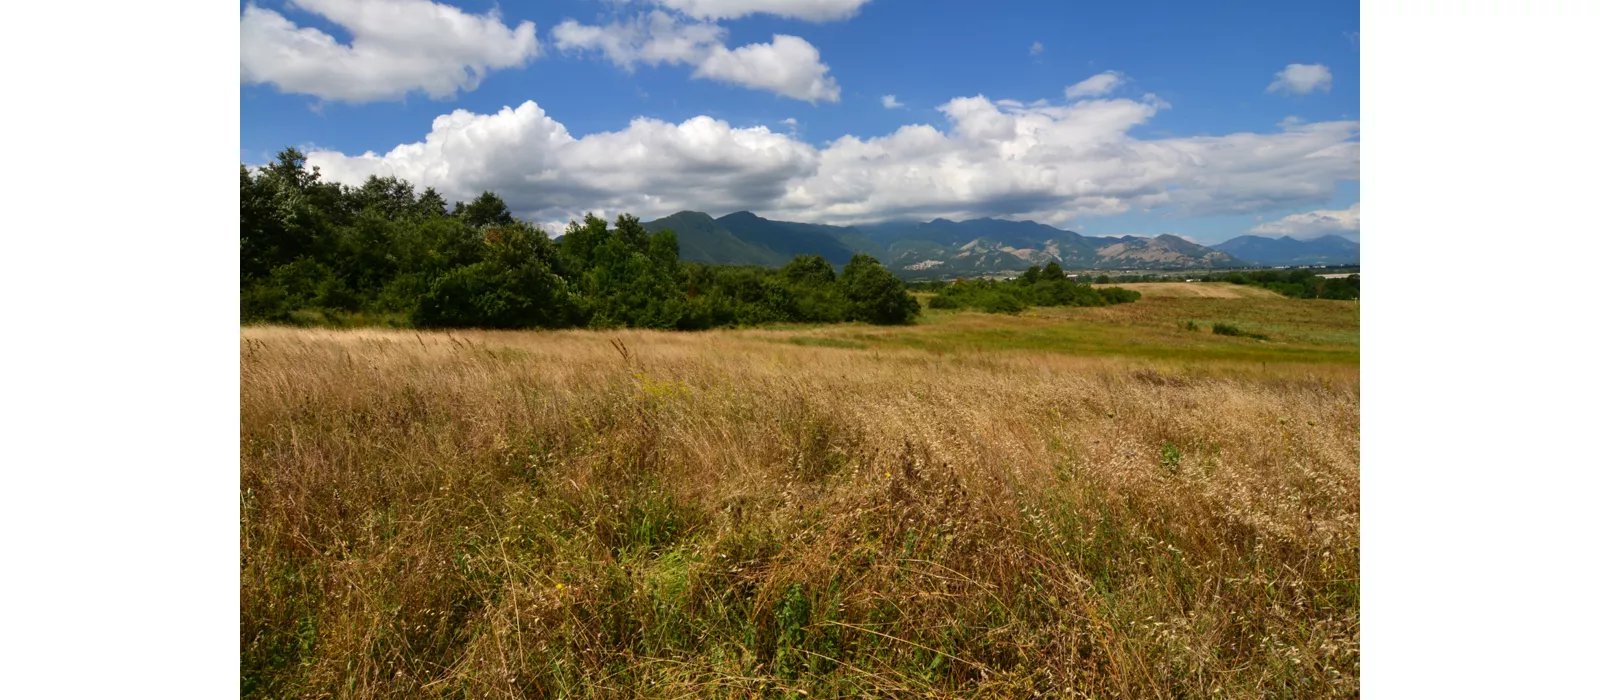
[241,286,1359,697]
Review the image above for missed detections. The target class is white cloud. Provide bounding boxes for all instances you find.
[1268,63,1333,95]
[307,102,819,225]
[551,11,724,70]
[554,13,838,102]
[304,92,1358,228]
[881,94,904,109]
[650,0,871,21]
[780,117,799,126]
[1250,203,1360,239]
[239,0,539,103]
[1064,71,1125,99]
[1030,41,1044,56]
[695,35,841,102]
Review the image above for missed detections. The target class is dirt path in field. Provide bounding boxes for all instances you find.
[1093,282,1281,299]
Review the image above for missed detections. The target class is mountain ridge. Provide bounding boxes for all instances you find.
[1211,234,1360,266]
[640,211,1356,273]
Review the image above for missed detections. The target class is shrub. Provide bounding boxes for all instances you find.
[839,254,921,325]
[1212,323,1268,340]
[977,293,1026,314]
[1097,286,1142,304]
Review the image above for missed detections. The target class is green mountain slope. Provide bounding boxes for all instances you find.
[642,211,785,266]
[641,211,1247,273]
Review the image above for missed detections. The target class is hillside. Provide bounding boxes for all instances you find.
[1090,234,1239,268]
[714,211,864,265]
[645,211,1246,273]
[1213,234,1360,266]
[641,211,786,266]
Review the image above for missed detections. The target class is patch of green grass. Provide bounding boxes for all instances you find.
[279,308,413,329]
[815,293,1360,365]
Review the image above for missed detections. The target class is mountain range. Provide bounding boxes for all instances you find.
[641,211,1358,274]
[1210,234,1362,266]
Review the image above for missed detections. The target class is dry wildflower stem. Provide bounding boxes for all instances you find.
[241,322,1359,698]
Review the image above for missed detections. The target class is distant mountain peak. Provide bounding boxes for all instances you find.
[662,210,714,222]
[645,211,1265,274]
[1213,233,1359,266]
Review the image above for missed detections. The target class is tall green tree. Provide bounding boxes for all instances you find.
[413,223,575,328]
[839,254,920,325]
[456,191,515,228]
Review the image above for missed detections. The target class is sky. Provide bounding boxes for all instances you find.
[240,0,1360,244]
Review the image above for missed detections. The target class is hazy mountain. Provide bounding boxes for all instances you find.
[1090,234,1239,268]
[642,211,1247,273]
[1213,235,1359,266]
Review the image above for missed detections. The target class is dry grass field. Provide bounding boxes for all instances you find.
[1090,283,1284,299]
[241,287,1359,697]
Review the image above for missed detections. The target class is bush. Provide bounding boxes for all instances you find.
[839,254,921,325]
[1097,286,1142,304]
[1212,323,1268,340]
[977,293,1026,314]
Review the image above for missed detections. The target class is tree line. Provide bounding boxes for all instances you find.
[1197,269,1360,300]
[241,148,920,329]
[909,262,1141,314]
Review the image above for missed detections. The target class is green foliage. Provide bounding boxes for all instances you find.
[1205,269,1360,300]
[977,291,1026,314]
[413,225,576,329]
[926,274,1141,315]
[454,191,515,228]
[839,254,921,325]
[240,154,924,329]
[1160,442,1182,475]
[1211,323,1269,340]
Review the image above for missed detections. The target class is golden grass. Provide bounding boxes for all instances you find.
[241,310,1359,697]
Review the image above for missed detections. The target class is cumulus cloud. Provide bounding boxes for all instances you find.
[1268,63,1333,95]
[881,95,904,109]
[305,91,1358,228]
[554,13,838,102]
[1030,41,1044,56]
[651,0,871,21]
[1064,71,1125,99]
[239,0,539,102]
[307,102,819,225]
[695,36,841,102]
[1251,202,1360,239]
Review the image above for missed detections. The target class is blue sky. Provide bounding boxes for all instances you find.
[241,0,1360,244]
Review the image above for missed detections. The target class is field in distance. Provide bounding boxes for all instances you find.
[1091,282,1284,299]
[241,287,1359,698]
